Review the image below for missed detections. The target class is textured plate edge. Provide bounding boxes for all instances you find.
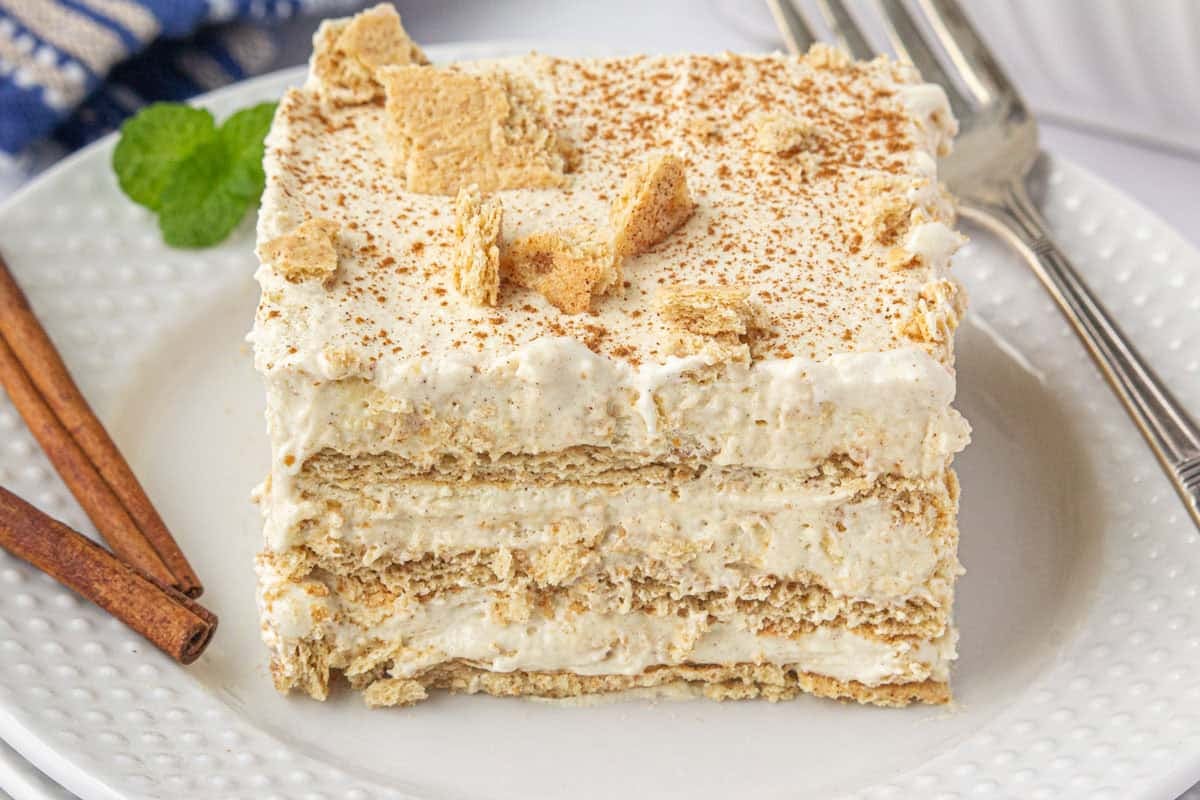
[0,738,74,800]
[0,715,102,800]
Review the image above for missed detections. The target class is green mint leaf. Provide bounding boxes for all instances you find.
[155,102,278,249]
[157,139,260,248]
[219,101,277,164]
[112,104,216,211]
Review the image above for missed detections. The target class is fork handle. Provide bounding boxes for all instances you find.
[962,181,1200,529]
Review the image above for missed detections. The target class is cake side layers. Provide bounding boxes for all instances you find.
[248,9,969,710]
[257,555,957,702]
[259,457,960,604]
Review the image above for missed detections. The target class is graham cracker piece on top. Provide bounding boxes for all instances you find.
[873,197,914,246]
[611,152,695,259]
[500,225,618,314]
[451,185,503,307]
[319,346,370,380]
[804,42,852,70]
[751,112,825,157]
[859,176,916,246]
[311,4,427,105]
[260,218,341,285]
[379,66,570,195]
[656,285,772,360]
[656,285,765,340]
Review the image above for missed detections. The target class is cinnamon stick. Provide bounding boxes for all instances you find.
[0,335,176,586]
[0,254,201,596]
[0,486,216,664]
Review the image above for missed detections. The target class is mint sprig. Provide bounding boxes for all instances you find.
[112,101,277,248]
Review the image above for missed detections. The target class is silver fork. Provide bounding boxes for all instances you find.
[771,0,1200,530]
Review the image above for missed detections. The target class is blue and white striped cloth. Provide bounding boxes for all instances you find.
[0,0,352,158]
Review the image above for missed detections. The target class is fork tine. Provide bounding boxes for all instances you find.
[874,0,972,120]
[917,0,1015,104]
[767,0,817,55]
[816,0,876,60]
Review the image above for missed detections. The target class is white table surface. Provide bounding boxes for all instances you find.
[2,1,1198,797]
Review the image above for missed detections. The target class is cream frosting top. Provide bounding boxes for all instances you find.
[251,48,964,379]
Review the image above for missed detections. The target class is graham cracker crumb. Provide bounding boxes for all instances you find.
[899,278,966,345]
[363,677,429,707]
[489,589,534,626]
[684,117,722,143]
[872,199,914,246]
[805,42,852,70]
[610,152,695,259]
[556,136,582,173]
[500,225,617,314]
[886,246,922,271]
[379,65,569,194]
[751,112,824,156]
[451,185,503,306]
[260,218,340,284]
[529,540,593,586]
[490,548,514,581]
[311,4,427,105]
[319,345,368,379]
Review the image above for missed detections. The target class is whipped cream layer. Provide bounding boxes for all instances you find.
[261,341,969,482]
[258,563,956,687]
[265,467,958,604]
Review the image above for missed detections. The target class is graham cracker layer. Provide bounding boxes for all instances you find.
[262,545,956,640]
[362,661,951,707]
[268,457,960,604]
[289,451,958,538]
[300,447,913,487]
[274,647,949,708]
[302,444,714,487]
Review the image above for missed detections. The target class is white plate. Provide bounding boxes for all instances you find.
[0,738,72,800]
[1,46,1200,800]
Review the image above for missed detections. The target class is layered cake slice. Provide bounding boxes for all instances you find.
[249,4,970,707]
